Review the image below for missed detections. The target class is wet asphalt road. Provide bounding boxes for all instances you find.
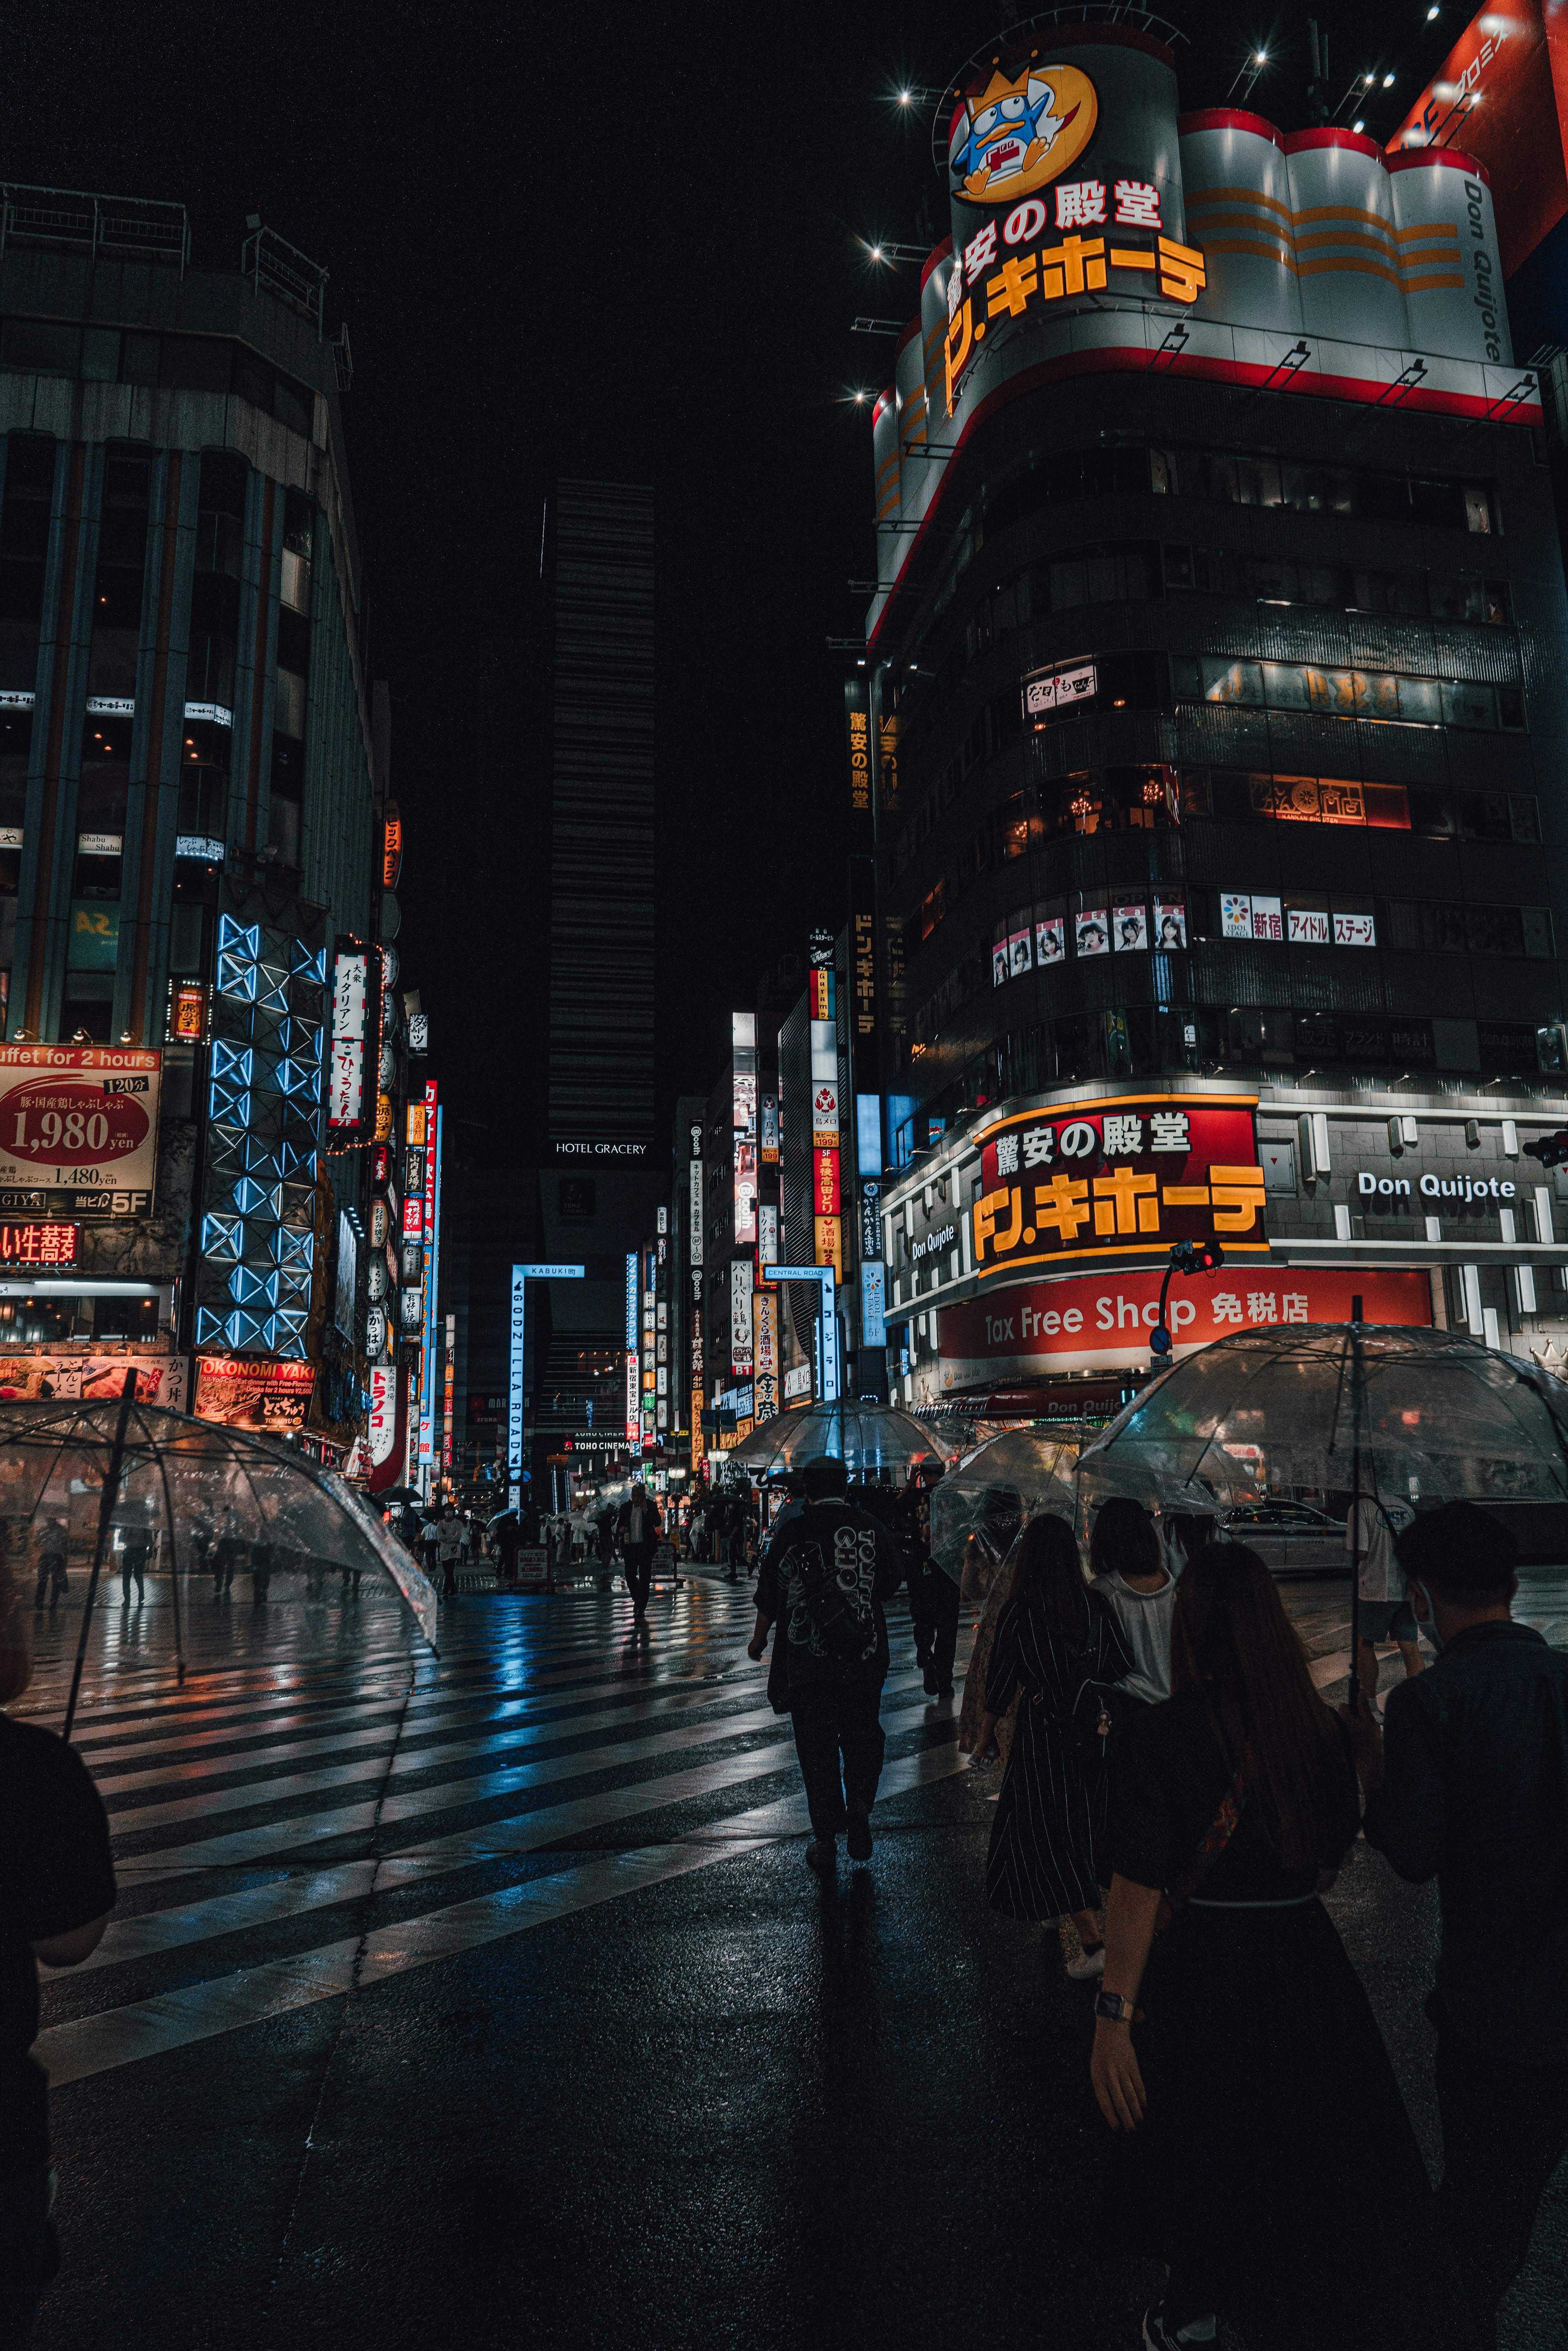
[13,1565,1568,2351]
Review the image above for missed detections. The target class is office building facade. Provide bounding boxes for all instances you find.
[0,187,380,1433]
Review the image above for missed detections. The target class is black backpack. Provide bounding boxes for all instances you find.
[784,1518,878,1665]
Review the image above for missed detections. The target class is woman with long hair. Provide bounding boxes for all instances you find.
[1090,1543,1467,2351]
[973,1513,1134,1979]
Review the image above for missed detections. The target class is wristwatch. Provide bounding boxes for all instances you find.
[1095,1990,1136,2023]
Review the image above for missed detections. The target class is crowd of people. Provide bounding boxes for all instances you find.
[746,1461,1568,2351]
[6,1449,1566,2348]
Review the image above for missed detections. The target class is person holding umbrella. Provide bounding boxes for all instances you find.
[1347,1464,1421,1720]
[1088,1541,1465,2351]
[0,1547,117,2342]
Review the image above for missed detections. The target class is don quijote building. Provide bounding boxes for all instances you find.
[867,16,1568,1413]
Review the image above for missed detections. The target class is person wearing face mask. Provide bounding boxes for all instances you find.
[1348,1499,1568,2351]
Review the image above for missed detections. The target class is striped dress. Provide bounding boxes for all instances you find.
[982,1588,1134,1922]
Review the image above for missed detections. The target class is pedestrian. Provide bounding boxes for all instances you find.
[435,1506,463,1599]
[494,1514,521,1589]
[249,1540,272,1605]
[971,1514,1134,1979]
[419,1514,441,1591]
[117,1529,148,1606]
[904,1469,959,1698]
[0,1545,117,2345]
[747,1455,904,1873]
[615,1482,662,1619]
[211,1526,240,1598]
[1089,1540,1466,2351]
[1352,1500,1568,2350]
[31,1526,67,1612]
[1348,1466,1420,1717]
[956,1530,1019,1767]
[1089,1496,1177,1712]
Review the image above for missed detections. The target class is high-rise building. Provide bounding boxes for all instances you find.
[0,189,381,1444]
[543,478,655,1158]
[860,27,1568,1411]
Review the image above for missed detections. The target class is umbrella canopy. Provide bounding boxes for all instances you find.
[0,1397,440,1693]
[718,1399,956,1484]
[1076,1323,1568,1521]
[928,1426,1080,1582]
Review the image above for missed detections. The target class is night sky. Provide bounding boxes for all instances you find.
[5,0,1469,1163]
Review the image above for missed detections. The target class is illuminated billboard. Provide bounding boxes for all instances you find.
[0,1046,161,1197]
[972,1094,1265,1282]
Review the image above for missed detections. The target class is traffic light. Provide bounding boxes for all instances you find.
[1169,1238,1225,1276]
[1526,1130,1568,1170]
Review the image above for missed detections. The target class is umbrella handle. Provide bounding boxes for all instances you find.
[63,1371,139,1743]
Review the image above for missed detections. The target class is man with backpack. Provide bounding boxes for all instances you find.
[1347,1470,1420,1718]
[747,1455,905,1874]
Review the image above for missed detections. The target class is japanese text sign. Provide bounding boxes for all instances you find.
[972,1093,1266,1279]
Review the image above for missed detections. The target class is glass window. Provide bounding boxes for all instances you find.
[160,338,232,394]
[1441,681,1497,729]
[0,320,79,376]
[1149,448,1175,495]
[274,666,306,742]
[1396,677,1442,725]
[1509,793,1541,843]
[1497,685,1526,730]
[1523,907,1555,958]
[1468,905,1525,956]
[272,375,312,438]
[80,328,119,383]
[1234,454,1281,506]
[119,332,160,386]
[1463,485,1493,535]
[1201,656,1261,705]
[1162,544,1194,589]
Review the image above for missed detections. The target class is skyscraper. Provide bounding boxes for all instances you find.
[544,479,655,1157]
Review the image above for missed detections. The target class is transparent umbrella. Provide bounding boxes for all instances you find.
[0,1386,439,1736]
[1077,1324,1568,1511]
[1076,1323,1568,1705]
[929,1426,1080,1582]
[718,1399,958,1483]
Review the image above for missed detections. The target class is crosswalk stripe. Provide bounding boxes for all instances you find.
[71,1685,954,1972]
[87,1671,777,1789]
[107,1674,947,1885]
[41,1736,971,2087]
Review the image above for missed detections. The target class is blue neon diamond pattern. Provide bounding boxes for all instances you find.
[199,908,328,1361]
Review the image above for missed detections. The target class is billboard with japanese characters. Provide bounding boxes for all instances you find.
[0,1046,161,1199]
[942,25,1201,416]
[938,1265,1431,1387]
[971,1092,1267,1283]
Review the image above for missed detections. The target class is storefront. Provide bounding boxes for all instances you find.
[882,1079,1568,1408]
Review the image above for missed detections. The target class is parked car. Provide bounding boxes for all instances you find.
[1220,1498,1344,1578]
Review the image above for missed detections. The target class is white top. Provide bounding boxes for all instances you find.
[1345,1495,1414,1602]
[1089,1569,1177,1706]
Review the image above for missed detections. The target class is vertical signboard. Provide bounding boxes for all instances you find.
[730,1257,754,1375]
[417,1081,439,1467]
[328,946,373,1134]
[809,931,842,1279]
[625,1250,639,1444]
[688,1155,703,1265]
[733,1011,757,1247]
[846,675,872,831]
[753,1286,779,1422]
[508,1265,527,1498]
